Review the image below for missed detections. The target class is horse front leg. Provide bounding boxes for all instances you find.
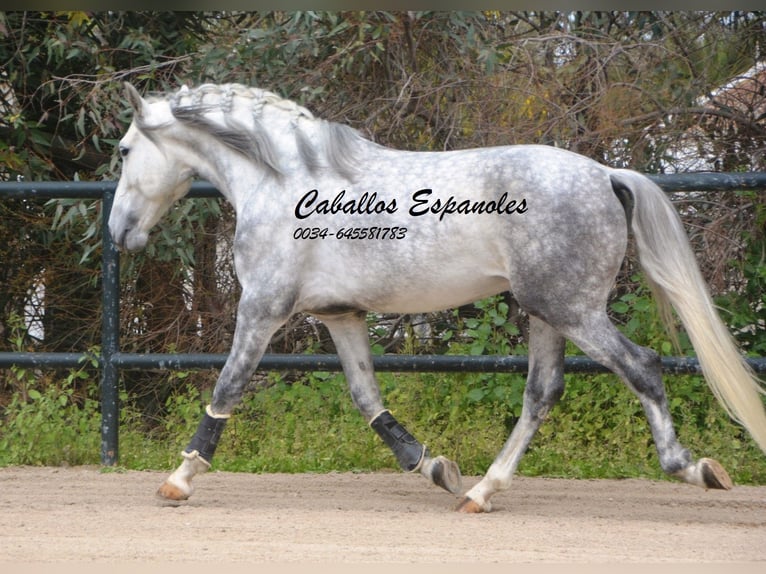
[323,312,462,495]
[157,293,287,501]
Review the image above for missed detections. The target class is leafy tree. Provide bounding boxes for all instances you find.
[1,11,763,416]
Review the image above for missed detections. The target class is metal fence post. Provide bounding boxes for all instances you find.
[100,189,120,466]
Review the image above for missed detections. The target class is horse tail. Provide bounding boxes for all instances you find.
[609,169,766,455]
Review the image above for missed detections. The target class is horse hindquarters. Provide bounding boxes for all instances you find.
[459,170,741,512]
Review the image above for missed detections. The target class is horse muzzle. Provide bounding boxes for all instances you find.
[109,213,148,252]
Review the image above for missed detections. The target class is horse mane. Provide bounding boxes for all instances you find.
[140,83,365,181]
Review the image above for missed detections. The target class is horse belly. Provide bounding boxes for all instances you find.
[369,272,509,314]
[303,239,511,315]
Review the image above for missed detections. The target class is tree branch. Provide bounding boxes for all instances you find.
[619,106,766,136]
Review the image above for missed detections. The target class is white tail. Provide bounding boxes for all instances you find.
[610,169,766,454]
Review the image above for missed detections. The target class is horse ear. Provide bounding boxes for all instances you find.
[123,82,145,118]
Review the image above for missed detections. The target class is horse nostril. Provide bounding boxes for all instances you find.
[116,228,130,251]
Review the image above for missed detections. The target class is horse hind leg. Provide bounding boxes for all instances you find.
[322,312,462,495]
[562,314,732,491]
[458,316,566,513]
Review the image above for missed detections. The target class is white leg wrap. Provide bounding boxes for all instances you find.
[206,404,231,419]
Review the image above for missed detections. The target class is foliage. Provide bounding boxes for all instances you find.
[0,359,100,466]
[713,195,766,356]
[2,12,763,364]
[609,274,693,355]
[441,295,527,420]
[1,368,764,484]
[521,371,766,483]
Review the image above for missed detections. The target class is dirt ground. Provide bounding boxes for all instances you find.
[1,466,764,564]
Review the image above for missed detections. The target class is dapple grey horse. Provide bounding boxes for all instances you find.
[109,82,766,512]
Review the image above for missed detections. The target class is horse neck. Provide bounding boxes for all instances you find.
[189,119,308,213]
[199,150,276,214]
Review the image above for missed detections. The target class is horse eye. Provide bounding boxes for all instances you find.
[119,146,130,158]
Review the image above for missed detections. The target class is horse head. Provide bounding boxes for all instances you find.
[109,83,195,251]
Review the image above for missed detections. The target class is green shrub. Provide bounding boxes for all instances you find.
[0,367,101,466]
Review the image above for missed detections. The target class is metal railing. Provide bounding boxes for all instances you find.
[1,172,765,465]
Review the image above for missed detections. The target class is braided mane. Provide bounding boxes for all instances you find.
[139,83,364,180]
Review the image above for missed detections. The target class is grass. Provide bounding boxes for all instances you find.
[1,368,765,484]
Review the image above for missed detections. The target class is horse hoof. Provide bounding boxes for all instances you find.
[699,458,733,490]
[157,480,191,501]
[455,496,487,513]
[430,456,463,494]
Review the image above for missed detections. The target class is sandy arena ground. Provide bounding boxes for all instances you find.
[1,466,764,565]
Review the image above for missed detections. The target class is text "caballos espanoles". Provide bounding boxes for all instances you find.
[294,189,528,221]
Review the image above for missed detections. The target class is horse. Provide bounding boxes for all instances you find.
[109,82,766,512]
